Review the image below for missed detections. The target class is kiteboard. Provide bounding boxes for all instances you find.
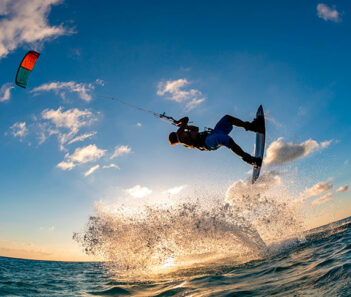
[252,105,265,184]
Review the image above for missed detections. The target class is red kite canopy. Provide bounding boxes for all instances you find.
[15,51,40,88]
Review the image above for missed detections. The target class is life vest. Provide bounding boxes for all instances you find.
[183,131,212,151]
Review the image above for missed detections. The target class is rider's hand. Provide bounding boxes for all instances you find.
[176,117,189,126]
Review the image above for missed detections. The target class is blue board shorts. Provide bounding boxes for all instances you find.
[205,116,232,150]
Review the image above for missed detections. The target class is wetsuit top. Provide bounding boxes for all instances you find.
[182,131,210,151]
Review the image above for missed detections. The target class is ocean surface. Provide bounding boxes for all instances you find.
[1,217,351,297]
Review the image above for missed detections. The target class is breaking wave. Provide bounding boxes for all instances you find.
[74,171,305,278]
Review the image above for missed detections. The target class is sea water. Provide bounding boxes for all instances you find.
[1,172,351,296]
[1,218,351,296]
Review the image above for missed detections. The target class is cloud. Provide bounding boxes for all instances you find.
[312,193,333,206]
[157,78,205,110]
[40,226,55,232]
[10,122,28,139]
[84,164,100,177]
[56,161,75,170]
[32,81,95,102]
[165,185,187,195]
[103,163,120,169]
[0,83,14,102]
[0,0,69,59]
[110,145,131,159]
[67,132,96,145]
[302,181,333,198]
[41,107,97,150]
[264,137,330,166]
[57,144,106,170]
[265,115,283,128]
[125,185,152,198]
[226,171,282,202]
[0,239,52,259]
[317,3,341,22]
[95,79,104,86]
[336,185,349,193]
[185,97,205,110]
[320,140,332,148]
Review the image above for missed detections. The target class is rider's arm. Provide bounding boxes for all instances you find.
[176,117,189,137]
[176,117,189,126]
[187,125,199,132]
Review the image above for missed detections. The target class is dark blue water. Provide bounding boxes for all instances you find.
[1,217,351,296]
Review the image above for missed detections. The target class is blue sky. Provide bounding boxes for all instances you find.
[0,0,350,260]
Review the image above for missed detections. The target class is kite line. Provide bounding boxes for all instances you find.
[97,95,180,126]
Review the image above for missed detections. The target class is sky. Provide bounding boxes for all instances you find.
[0,0,350,261]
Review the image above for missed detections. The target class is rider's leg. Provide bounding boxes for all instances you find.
[225,115,263,133]
[225,115,249,129]
[229,138,262,166]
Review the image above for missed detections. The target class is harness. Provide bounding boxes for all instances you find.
[183,130,213,151]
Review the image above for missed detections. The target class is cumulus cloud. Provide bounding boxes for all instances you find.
[56,160,75,170]
[102,163,120,169]
[31,81,95,102]
[312,193,333,206]
[157,78,205,110]
[57,144,106,170]
[317,3,341,22]
[336,185,349,192]
[125,185,152,198]
[41,107,97,150]
[32,81,95,102]
[226,171,282,202]
[110,145,131,159]
[42,108,95,132]
[264,137,330,166]
[84,165,100,177]
[165,185,187,195]
[0,83,14,102]
[10,122,28,139]
[302,181,333,199]
[0,0,69,59]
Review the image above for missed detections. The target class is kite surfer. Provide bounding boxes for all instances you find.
[96,95,264,170]
[169,114,264,166]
